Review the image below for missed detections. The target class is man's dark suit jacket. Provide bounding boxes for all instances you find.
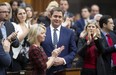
[42,26,77,75]
[95,31,116,75]
[73,18,85,37]
[0,44,11,75]
[0,21,19,73]
[76,37,106,75]
[0,21,19,47]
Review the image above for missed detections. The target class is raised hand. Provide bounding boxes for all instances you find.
[7,31,18,43]
[51,46,64,57]
[2,39,11,52]
[93,28,101,40]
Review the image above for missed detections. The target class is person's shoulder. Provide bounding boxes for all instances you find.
[110,31,116,37]
[61,26,74,33]
[4,21,12,25]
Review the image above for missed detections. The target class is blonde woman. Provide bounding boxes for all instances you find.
[28,24,64,75]
[77,20,106,75]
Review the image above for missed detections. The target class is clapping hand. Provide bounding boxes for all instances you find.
[2,39,11,52]
[93,28,101,40]
[7,31,18,43]
[52,46,64,57]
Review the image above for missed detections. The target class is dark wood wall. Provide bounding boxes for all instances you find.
[68,0,116,18]
[1,0,116,18]
[0,0,60,14]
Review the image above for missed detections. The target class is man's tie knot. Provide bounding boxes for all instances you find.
[54,28,57,31]
[106,34,110,38]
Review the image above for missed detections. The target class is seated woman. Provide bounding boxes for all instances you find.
[27,24,64,75]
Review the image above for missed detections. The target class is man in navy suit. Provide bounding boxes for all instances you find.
[59,0,73,18]
[42,7,77,75]
[73,7,91,37]
[0,3,19,72]
[0,39,11,75]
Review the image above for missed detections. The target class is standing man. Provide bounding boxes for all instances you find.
[95,15,116,75]
[59,0,73,18]
[42,7,77,75]
[59,0,74,28]
[73,7,91,39]
[0,39,11,75]
[0,3,19,72]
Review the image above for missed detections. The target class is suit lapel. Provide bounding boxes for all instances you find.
[47,27,53,46]
[57,27,64,47]
[0,29,3,40]
[101,32,109,47]
[81,19,85,29]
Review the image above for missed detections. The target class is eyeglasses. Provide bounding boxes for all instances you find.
[0,11,10,13]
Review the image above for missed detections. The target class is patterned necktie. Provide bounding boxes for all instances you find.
[106,34,116,65]
[53,28,58,48]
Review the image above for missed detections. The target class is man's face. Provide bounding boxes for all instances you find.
[50,11,63,28]
[0,6,9,21]
[60,0,69,12]
[105,18,114,31]
[91,5,99,16]
[81,8,90,19]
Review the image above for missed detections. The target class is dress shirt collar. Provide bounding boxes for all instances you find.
[0,21,5,27]
[101,29,108,36]
[50,24,61,31]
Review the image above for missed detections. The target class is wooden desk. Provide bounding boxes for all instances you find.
[54,68,81,75]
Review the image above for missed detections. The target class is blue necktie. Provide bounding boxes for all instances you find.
[53,29,58,48]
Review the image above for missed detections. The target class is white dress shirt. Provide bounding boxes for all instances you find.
[50,25,66,65]
[50,25,61,45]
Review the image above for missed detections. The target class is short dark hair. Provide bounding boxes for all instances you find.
[50,7,64,16]
[81,6,91,12]
[9,0,20,7]
[99,15,112,28]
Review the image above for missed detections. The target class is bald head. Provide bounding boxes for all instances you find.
[91,4,100,17]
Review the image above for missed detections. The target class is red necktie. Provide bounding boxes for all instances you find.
[106,34,116,65]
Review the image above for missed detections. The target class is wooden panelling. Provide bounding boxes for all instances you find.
[0,0,10,2]
[0,0,60,14]
[31,0,57,13]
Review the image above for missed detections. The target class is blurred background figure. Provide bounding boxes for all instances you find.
[113,18,116,34]
[25,5,35,25]
[60,0,74,29]
[37,0,59,27]
[10,0,20,22]
[90,4,100,19]
[73,6,91,43]
[94,14,102,28]
[60,0,73,18]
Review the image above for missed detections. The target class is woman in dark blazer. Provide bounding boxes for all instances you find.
[77,20,106,75]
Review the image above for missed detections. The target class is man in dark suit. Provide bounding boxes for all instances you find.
[95,15,116,75]
[59,0,73,18]
[73,7,91,37]
[0,3,19,51]
[42,7,77,75]
[0,3,19,73]
[0,39,12,75]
